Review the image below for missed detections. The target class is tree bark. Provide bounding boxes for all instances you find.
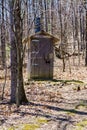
[85,10,87,66]
[14,0,28,106]
[1,0,6,68]
[44,0,48,32]
[9,0,17,103]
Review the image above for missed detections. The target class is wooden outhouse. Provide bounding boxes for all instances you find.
[23,30,59,79]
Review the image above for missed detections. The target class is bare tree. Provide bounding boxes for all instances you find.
[9,0,28,106]
[1,0,6,68]
[85,1,87,65]
[9,0,17,103]
[14,0,28,106]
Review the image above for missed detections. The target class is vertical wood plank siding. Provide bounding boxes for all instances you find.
[30,37,54,79]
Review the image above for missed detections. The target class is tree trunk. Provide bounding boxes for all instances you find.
[9,0,17,103]
[51,0,54,34]
[14,0,28,106]
[85,10,87,66]
[39,0,44,30]
[1,0,6,68]
[44,0,48,32]
[59,0,65,72]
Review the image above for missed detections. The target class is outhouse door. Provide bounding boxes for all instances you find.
[30,37,54,79]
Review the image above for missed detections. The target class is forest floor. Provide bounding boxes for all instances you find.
[0,56,87,130]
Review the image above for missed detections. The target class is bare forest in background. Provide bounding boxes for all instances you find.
[0,0,86,65]
[0,1,87,130]
[0,0,87,102]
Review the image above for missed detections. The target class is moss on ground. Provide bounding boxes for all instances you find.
[74,119,87,130]
[36,117,48,124]
[22,124,39,130]
[7,117,48,130]
[8,127,15,130]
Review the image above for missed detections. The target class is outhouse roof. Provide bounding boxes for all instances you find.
[22,30,60,46]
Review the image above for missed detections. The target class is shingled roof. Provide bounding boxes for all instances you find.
[22,30,60,47]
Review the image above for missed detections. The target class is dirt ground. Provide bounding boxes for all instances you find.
[0,56,87,130]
